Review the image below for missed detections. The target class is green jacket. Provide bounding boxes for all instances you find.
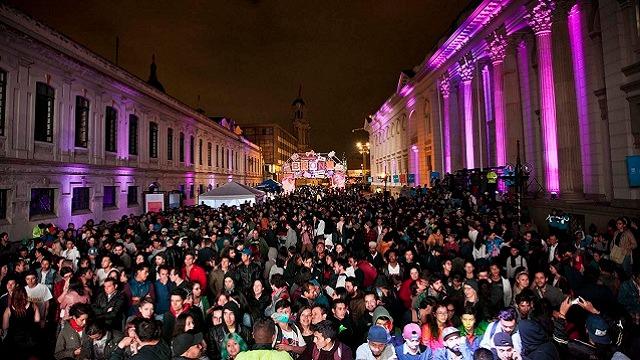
[235,349,293,360]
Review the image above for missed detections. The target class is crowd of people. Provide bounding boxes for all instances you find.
[0,182,638,360]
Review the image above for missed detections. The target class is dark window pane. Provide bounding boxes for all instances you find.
[0,189,7,220]
[103,186,117,208]
[129,114,138,155]
[190,136,195,164]
[149,122,158,158]
[198,139,203,165]
[0,69,6,137]
[34,82,55,142]
[105,106,117,152]
[74,96,90,148]
[179,132,185,162]
[207,142,212,166]
[71,187,90,213]
[127,186,138,206]
[167,128,173,160]
[29,188,55,218]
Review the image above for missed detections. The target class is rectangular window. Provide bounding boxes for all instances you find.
[149,122,158,158]
[179,132,185,162]
[129,114,138,155]
[0,189,7,220]
[103,186,117,209]
[190,135,195,164]
[71,187,90,213]
[198,139,203,165]
[221,146,225,168]
[189,184,194,199]
[231,150,234,170]
[74,96,90,148]
[34,82,55,142]
[216,145,219,167]
[199,184,204,195]
[0,69,7,137]
[167,128,174,160]
[207,142,212,166]
[29,188,55,218]
[127,186,138,206]
[105,106,117,152]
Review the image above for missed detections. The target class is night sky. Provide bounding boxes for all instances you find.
[8,0,469,165]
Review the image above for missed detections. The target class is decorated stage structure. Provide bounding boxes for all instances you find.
[281,151,346,193]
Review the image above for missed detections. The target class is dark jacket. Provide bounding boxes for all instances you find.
[518,319,559,360]
[206,323,252,360]
[109,340,171,360]
[55,321,91,360]
[93,290,126,331]
[80,330,122,360]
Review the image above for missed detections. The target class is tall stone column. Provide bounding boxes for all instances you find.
[616,0,639,64]
[459,53,476,169]
[439,72,452,173]
[526,0,560,194]
[553,0,584,198]
[487,27,508,167]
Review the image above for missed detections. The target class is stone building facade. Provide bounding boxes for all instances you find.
[0,5,263,240]
[367,0,640,209]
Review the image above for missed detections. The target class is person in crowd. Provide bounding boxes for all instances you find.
[93,277,126,330]
[432,326,473,360]
[1,286,41,359]
[532,271,564,308]
[493,332,521,360]
[82,321,123,360]
[355,325,397,359]
[124,263,155,316]
[272,299,306,357]
[54,302,93,360]
[235,318,293,360]
[421,302,452,350]
[395,323,431,360]
[458,306,486,353]
[207,301,251,360]
[479,307,521,354]
[182,250,207,290]
[220,332,249,360]
[111,318,171,360]
[309,319,352,360]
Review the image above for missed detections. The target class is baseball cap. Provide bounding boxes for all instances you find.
[88,247,99,256]
[241,247,253,256]
[586,315,611,344]
[442,326,460,341]
[172,332,203,356]
[402,323,422,340]
[367,325,391,344]
[493,332,513,347]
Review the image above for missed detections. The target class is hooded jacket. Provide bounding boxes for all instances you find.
[518,319,559,360]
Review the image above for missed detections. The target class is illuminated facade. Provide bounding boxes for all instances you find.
[367,0,640,206]
[242,123,298,180]
[0,4,262,239]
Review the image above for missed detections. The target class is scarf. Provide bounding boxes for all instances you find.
[170,303,191,317]
[70,318,84,333]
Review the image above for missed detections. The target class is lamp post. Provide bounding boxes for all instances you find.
[356,141,370,184]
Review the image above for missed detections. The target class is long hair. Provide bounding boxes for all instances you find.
[10,286,29,317]
[220,332,248,359]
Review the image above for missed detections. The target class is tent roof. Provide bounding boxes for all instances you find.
[199,181,261,198]
[236,182,265,196]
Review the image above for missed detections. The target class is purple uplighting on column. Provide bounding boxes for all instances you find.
[439,73,452,173]
[568,4,591,190]
[481,66,493,165]
[527,0,560,194]
[459,53,475,169]
[487,27,507,167]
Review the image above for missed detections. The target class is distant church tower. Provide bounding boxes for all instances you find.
[292,85,310,152]
[147,54,165,93]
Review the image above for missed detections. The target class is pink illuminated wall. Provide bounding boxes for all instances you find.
[487,28,507,167]
[568,4,591,190]
[481,65,494,165]
[527,0,560,193]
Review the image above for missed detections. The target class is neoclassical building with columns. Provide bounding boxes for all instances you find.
[367,0,640,212]
[0,4,263,240]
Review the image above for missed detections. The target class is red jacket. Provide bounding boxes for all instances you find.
[182,265,207,289]
[357,261,378,288]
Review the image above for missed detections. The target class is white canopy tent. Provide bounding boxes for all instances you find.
[198,181,264,208]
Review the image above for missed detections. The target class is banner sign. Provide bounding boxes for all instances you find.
[280,151,346,192]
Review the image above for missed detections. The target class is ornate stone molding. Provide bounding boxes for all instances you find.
[439,72,451,98]
[458,53,476,82]
[526,0,556,35]
[487,26,508,64]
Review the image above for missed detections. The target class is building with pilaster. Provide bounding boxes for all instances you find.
[367,0,640,223]
[0,4,263,240]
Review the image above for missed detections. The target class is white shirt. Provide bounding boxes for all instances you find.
[25,283,52,317]
[548,243,558,263]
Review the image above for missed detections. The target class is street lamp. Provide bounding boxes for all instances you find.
[356,141,370,183]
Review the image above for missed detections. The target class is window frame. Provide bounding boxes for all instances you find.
[105,106,118,153]
[167,128,174,160]
[179,132,185,163]
[29,188,55,219]
[149,121,158,158]
[103,186,117,209]
[127,186,139,206]
[0,69,7,137]
[129,114,138,156]
[74,96,90,148]
[34,82,55,143]
[71,187,91,214]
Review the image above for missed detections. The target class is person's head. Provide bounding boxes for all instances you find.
[40,257,51,271]
[534,271,547,288]
[184,251,196,267]
[515,290,535,319]
[331,299,348,320]
[172,332,204,359]
[24,271,38,288]
[302,282,318,300]
[367,325,390,356]
[69,303,93,329]
[223,302,239,327]
[493,332,515,360]
[430,274,444,292]
[252,279,264,296]
[497,308,517,334]
[297,306,312,328]
[103,278,118,296]
[134,264,150,282]
[101,255,112,270]
[173,312,195,337]
[409,267,420,281]
[515,271,529,289]
[311,305,327,324]
[191,282,202,300]
[158,265,170,283]
[221,333,248,359]
[442,259,453,272]
[210,306,223,326]
[364,292,379,312]
[585,315,612,346]
[547,234,558,245]
[170,287,188,312]
[489,263,502,278]
[169,267,182,283]
[86,322,107,342]
[312,320,337,351]
[402,323,422,351]
[616,217,627,231]
[434,303,449,325]
[224,276,235,291]
[442,327,462,352]
[219,256,230,270]
[138,298,155,319]
[252,318,277,345]
[473,348,494,360]
[460,306,477,333]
